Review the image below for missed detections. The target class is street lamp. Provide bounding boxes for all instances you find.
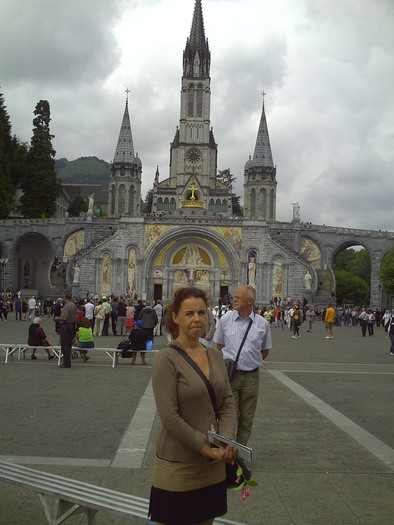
[0,258,8,299]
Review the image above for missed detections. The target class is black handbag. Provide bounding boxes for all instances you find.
[167,343,252,487]
[224,317,253,381]
[117,338,131,350]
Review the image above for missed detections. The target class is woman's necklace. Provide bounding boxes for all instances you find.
[187,351,200,362]
[186,346,203,362]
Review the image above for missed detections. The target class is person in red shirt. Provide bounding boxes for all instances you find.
[28,317,55,360]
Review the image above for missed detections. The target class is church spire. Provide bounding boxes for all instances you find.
[108,92,142,217]
[113,94,135,163]
[252,100,274,168]
[183,0,210,78]
[244,98,277,220]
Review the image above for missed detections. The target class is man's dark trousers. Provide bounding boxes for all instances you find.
[103,314,110,335]
[111,312,117,335]
[60,323,75,367]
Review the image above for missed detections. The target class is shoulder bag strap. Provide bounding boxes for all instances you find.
[233,317,253,369]
[167,343,220,421]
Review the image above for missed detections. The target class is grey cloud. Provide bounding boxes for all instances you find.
[0,0,122,86]
[1,0,392,233]
[213,36,288,116]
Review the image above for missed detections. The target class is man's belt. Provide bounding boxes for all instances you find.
[235,367,259,374]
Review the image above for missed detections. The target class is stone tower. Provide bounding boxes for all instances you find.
[108,94,142,216]
[151,0,233,216]
[243,102,277,219]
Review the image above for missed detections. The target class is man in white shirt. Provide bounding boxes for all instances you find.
[84,299,95,329]
[153,300,163,336]
[213,285,272,445]
[28,296,36,322]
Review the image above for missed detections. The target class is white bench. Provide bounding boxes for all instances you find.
[0,343,21,363]
[1,343,158,368]
[0,461,245,525]
[0,344,61,364]
[80,347,158,368]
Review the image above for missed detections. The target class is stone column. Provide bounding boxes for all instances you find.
[370,251,382,309]
[72,283,81,300]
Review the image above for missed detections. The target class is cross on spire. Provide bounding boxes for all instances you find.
[261,91,267,108]
[125,88,130,102]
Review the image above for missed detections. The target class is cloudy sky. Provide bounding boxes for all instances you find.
[1,0,393,230]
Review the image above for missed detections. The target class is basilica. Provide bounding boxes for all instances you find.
[0,0,392,308]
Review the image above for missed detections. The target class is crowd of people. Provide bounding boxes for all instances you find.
[1,290,392,351]
[2,284,393,523]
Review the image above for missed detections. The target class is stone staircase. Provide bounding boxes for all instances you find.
[316,269,334,297]
[50,263,67,291]
[308,269,336,308]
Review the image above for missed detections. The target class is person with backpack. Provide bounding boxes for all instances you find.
[367,308,375,336]
[93,300,106,337]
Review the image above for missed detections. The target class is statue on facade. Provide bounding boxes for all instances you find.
[304,271,312,290]
[73,264,80,284]
[181,244,203,268]
[292,202,300,221]
[248,254,257,288]
[87,194,94,215]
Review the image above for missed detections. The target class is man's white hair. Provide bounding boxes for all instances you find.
[244,286,256,302]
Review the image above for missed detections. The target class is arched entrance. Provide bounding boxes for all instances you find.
[331,242,371,306]
[13,233,53,293]
[143,228,240,303]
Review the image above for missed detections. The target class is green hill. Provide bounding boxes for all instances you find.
[55,156,110,185]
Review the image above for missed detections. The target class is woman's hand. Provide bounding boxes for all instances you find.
[200,443,238,464]
[218,444,238,464]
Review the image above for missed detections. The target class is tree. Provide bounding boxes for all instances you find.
[348,250,371,284]
[68,196,88,217]
[334,248,356,271]
[143,189,153,214]
[379,248,394,296]
[334,270,369,306]
[20,100,62,218]
[334,247,371,297]
[10,137,29,188]
[0,93,14,218]
[231,193,243,217]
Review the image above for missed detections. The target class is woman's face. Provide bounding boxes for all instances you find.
[172,297,207,339]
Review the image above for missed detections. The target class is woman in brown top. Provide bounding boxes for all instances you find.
[149,287,237,525]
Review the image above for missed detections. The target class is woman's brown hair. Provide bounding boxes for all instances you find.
[165,287,207,338]
[80,316,91,328]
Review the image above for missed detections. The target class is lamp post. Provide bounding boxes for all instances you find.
[0,258,8,300]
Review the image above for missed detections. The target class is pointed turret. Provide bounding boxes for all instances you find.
[183,0,210,78]
[244,101,277,220]
[252,103,274,168]
[154,166,159,186]
[108,93,142,216]
[113,99,135,163]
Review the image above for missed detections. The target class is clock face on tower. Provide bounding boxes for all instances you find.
[186,148,201,164]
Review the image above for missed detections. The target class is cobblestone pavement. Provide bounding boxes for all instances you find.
[1,316,394,524]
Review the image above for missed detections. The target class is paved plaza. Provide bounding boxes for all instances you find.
[1,316,394,524]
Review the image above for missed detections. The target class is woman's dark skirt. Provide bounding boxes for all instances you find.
[149,479,227,525]
[149,455,227,524]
